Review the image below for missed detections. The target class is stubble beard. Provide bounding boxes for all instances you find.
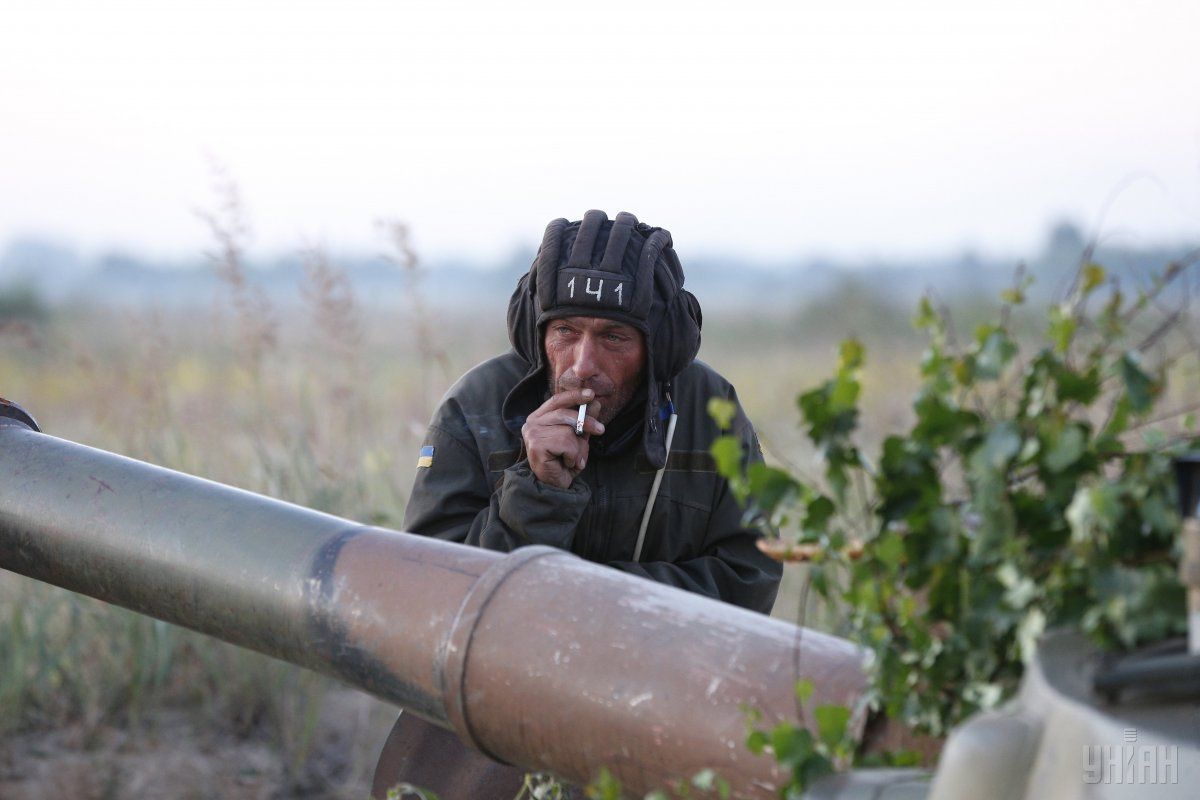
[551,372,641,426]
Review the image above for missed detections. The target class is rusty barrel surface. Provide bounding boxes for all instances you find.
[0,416,867,797]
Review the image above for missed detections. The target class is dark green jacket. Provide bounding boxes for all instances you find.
[403,352,782,614]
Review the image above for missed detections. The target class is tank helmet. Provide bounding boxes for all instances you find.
[504,210,703,469]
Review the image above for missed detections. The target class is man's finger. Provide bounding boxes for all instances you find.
[557,444,586,471]
[585,398,604,427]
[533,388,596,415]
[542,411,606,435]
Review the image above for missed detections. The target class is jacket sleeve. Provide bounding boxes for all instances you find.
[401,421,592,553]
[606,402,783,615]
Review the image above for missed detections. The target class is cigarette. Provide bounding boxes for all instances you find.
[575,403,587,436]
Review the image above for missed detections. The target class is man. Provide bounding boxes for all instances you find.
[404,209,781,611]
[372,211,781,799]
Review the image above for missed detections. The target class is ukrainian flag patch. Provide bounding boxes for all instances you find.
[417,445,435,468]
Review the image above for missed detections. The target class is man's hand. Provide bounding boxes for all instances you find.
[522,388,605,488]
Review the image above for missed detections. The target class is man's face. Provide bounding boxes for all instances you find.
[544,316,646,425]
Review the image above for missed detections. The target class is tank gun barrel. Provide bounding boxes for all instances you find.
[0,407,866,797]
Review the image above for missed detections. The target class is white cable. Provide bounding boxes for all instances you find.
[633,412,677,563]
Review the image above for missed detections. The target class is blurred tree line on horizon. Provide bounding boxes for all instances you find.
[1,220,1196,323]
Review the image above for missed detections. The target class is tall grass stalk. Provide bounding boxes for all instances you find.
[0,205,477,796]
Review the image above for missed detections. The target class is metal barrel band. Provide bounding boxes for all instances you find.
[437,545,565,761]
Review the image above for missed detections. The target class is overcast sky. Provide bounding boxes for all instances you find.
[1,0,1198,264]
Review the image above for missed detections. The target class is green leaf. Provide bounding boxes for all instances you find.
[855,748,923,768]
[975,328,1018,379]
[1016,607,1046,664]
[707,397,737,431]
[814,704,851,749]
[810,563,829,596]
[839,338,865,371]
[1054,363,1101,405]
[797,754,835,788]
[966,424,1022,552]
[691,769,716,790]
[874,532,905,569]
[1066,484,1122,545]
[974,423,1022,472]
[877,436,941,522]
[996,561,1037,609]
[771,723,809,763]
[953,355,975,386]
[1000,287,1025,305]
[962,682,1003,710]
[1081,263,1106,295]
[1118,353,1159,414]
[585,768,622,800]
[803,495,836,531]
[913,390,977,445]
[746,729,768,755]
[746,463,799,515]
[1100,285,1125,335]
[830,372,861,411]
[1104,396,1132,438]
[1043,424,1087,473]
[798,380,860,446]
[914,296,939,331]
[920,342,950,383]
[795,679,814,704]
[710,436,742,479]
[685,768,732,798]
[1047,304,1076,353]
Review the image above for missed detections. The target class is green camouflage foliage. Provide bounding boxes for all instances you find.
[716,259,1194,794]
